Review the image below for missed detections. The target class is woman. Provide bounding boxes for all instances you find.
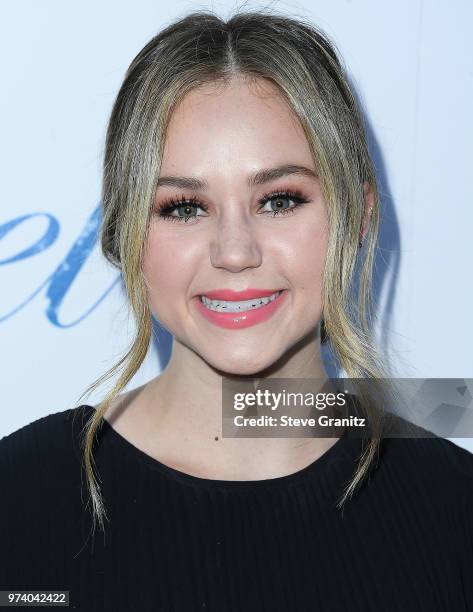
[1,9,472,611]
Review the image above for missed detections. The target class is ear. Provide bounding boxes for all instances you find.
[360,181,375,243]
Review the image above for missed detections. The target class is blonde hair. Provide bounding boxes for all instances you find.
[76,8,392,533]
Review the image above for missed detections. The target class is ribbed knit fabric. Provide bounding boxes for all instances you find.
[1,401,472,611]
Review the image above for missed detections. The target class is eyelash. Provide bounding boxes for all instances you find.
[153,188,311,223]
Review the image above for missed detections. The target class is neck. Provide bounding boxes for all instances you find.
[118,330,336,481]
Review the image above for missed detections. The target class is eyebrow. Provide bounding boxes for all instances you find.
[156,164,318,190]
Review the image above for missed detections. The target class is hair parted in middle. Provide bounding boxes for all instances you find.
[76,8,392,533]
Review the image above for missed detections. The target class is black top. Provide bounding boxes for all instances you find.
[0,402,472,611]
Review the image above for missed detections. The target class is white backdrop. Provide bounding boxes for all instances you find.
[1,0,472,451]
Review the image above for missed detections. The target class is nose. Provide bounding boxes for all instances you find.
[209,211,263,273]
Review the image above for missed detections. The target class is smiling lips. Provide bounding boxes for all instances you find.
[195,288,288,330]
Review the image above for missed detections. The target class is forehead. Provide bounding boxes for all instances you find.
[160,77,314,176]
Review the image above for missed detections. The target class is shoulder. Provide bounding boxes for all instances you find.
[0,407,98,582]
[0,405,95,495]
[376,413,473,501]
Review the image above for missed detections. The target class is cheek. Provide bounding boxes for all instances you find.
[276,220,328,297]
[142,229,197,310]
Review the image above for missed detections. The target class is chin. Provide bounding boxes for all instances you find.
[203,350,280,377]
[219,364,267,377]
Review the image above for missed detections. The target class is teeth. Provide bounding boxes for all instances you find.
[200,291,282,313]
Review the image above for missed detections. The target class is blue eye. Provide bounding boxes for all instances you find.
[154,189,310,223]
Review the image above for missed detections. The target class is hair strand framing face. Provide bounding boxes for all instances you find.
[75,8,392,533]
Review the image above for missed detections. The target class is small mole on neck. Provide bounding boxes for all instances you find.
[214,436,219,441]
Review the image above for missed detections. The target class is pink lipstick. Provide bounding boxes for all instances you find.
[194,288,288,330]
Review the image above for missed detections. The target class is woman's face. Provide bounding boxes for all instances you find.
[143,76,329,375]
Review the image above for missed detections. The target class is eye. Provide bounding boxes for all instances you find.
[258,190,310,217]
[153,189,310,223]
[154,195,208,223]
